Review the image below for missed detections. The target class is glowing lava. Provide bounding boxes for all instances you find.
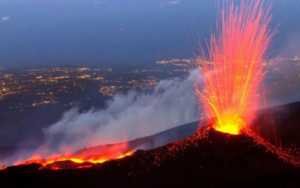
[214,113,245,135]
[196,0,271,135]
[13,143,134,170]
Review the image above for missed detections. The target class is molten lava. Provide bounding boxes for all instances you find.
[196,0,271,135]
[13,143,134,170]
[214,114,245,135]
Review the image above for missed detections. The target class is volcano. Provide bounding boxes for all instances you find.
[1,102,300,187]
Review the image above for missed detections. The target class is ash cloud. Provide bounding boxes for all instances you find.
[43,70,201,153]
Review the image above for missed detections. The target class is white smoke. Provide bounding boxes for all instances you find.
[43,70,201,152]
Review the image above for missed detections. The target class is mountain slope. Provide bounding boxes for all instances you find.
[1,102,300,187]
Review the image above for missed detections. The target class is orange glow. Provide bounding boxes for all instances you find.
[14,143,134,169]
[196,0,271,135]
[214,113,245,135]
[0,163,5,170]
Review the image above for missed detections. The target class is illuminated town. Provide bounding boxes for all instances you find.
[0,61,192,112]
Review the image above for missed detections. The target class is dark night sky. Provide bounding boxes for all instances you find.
[0,0,299,68]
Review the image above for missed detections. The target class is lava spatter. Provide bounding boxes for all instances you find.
[196,0,272,135]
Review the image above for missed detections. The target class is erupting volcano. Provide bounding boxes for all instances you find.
[3,0,298,171]
[195,0,300,167]
[196,0,271,135]
[1,1,300,187]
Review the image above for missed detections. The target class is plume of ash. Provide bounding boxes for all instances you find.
[41,70,201,154]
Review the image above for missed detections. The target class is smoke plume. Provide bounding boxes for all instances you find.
[43,70,201,153]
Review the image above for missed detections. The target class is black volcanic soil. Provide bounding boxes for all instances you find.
[1,102,300,187]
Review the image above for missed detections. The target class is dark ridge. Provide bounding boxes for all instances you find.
[1,128,299,187]
[1,102,300,187]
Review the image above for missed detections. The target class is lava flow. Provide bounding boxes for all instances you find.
[196,0,271,135]
[12,143,134,170]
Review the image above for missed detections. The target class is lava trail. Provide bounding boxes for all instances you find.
[4,142,134,170]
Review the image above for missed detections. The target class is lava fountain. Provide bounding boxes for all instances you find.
[196,0,271,135]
